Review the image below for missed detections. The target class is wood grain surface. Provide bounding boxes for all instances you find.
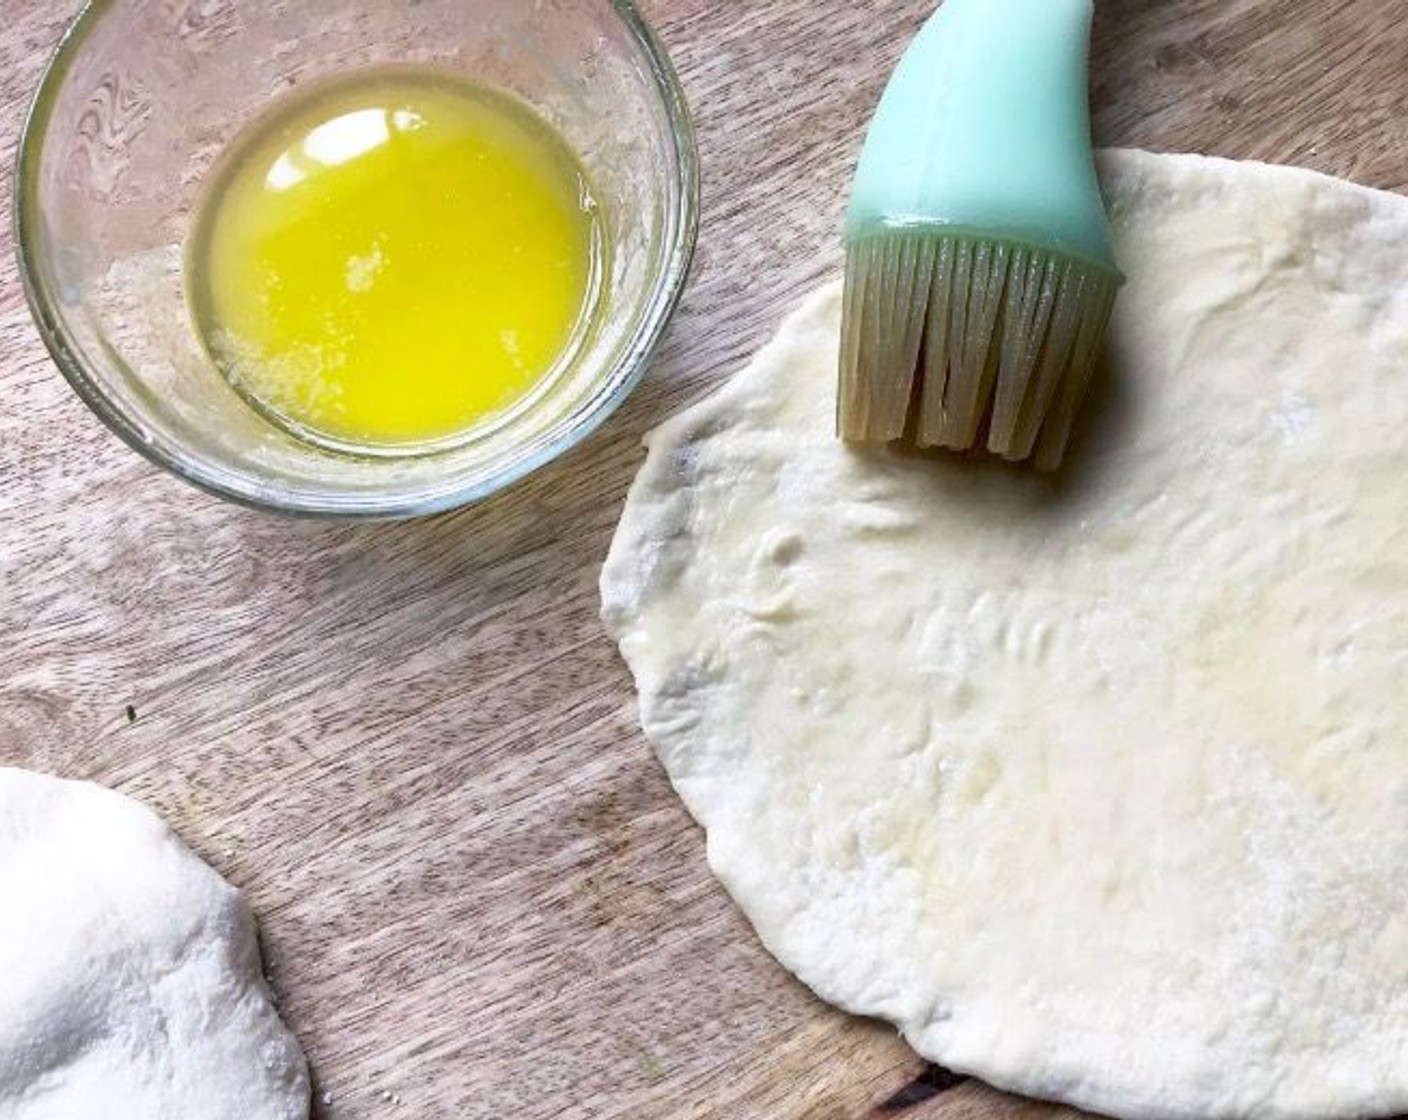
[2,3,1406,1118]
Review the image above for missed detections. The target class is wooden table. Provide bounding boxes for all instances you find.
[2,3,1405,1118]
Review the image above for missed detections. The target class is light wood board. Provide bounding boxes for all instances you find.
[2,2,1406,1117]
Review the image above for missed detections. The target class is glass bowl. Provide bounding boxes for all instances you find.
[15,0,698,518]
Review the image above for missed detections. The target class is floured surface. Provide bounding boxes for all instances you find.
[601,150,1408,1120]
[0,767,309,1120]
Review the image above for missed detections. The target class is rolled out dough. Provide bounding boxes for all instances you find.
[0,767,309,1120]
[601,151,1408,1119]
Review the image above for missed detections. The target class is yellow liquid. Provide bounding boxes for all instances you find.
[188,70,603,451]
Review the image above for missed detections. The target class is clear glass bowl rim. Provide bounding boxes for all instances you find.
[12,0,701,519]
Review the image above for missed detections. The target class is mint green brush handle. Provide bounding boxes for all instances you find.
[847,0,1118,276]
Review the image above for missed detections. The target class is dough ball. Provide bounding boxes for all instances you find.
[0,767,309,1120]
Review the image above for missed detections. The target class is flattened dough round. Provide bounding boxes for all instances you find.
[0,767,309,1120]
[601,151,1408,1120]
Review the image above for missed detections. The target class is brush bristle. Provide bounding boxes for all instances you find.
[838,233,1119,470]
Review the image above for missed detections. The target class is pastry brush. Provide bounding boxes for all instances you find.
[838,0,1122,470]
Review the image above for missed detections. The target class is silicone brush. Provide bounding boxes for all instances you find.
[838,0,1122,470]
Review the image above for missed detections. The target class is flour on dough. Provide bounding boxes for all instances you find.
[602,150,1408,1120]
[0,767,309,1120]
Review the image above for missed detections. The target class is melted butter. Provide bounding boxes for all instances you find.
[188,69,603,452]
